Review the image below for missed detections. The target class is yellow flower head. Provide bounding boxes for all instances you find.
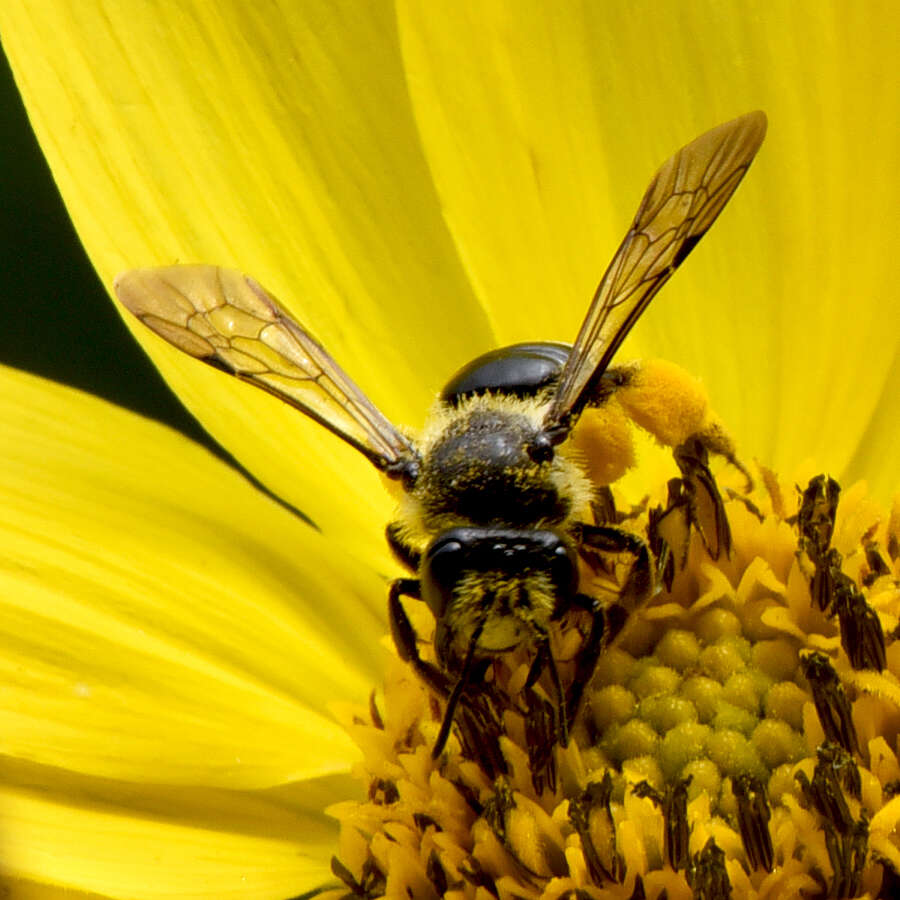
[325,466,900,899]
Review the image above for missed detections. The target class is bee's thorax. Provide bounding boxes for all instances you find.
[416,401,574,531]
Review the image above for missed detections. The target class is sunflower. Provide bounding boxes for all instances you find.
[0,2,897,898]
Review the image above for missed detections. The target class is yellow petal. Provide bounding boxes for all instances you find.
[0,364,387,787]
[0,0,495,559]
[0,879,108,899]
[3,1,897,508]
[0,775,334,899]
[397,0,899,500]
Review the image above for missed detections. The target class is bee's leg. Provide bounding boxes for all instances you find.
[647,436,734,591]
[672,436,731,560]
[390,581,499,761]
[689,420,754,493]
[558,591,605,737]
[525,630,569,746]
[388,578,451,699]
[579,523,653,642]
[431,619,485,758]
[648,497,681,592]
[386,521,421,573]
[592,486,618,525]
[596,359,752,490]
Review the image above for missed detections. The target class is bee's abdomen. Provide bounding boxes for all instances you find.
[440,342,571,403]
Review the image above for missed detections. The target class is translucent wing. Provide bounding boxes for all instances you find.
[544,111,767,435]
[115,265,418,476]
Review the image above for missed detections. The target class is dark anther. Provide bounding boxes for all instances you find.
[628,876,647,900]
[864,543,891,586]
[648,480,692,591]
[368,777,399,805]
[878,856,900,899]
[687,837,733,900]
[884,779,900,799]
[482,778,545,878]
[482,778,516,848]
[794,475,847,618]
[665,778,692,872]
[796,749,853,835]
[482,775,568,880]
[796,742,866,896]
[569,773,622,884]
[819,742,862,800]
[450,778,484,816]
[413,812,441,832]
[848,816,870,897]
[426,849,451,895]
[796,474,841,562]
[458,856,500,899]
[732,774,774,872]
[824,814,869,899]
[810,546,843,614]
[329,856,360,895]
[831,573,887,671]
[800,652,860,755]
[330,854,386,899]
[368,690,384,730]
[673,437,732,560]
[633,777,691,872]
[632,782,662,807]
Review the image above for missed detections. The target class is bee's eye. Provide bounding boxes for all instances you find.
[422,535,465,617]
[550,541,579,597]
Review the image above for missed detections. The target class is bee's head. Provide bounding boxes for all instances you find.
[421,527,579,664]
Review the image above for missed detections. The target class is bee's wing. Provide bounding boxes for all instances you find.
[115,265,418,475]
[544,111,767,435]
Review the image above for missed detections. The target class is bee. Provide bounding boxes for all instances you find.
[116,111,767,761]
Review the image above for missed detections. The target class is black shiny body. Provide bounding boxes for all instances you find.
[441,341,572,403]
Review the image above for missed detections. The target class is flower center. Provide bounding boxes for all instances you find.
[324,466,900,900]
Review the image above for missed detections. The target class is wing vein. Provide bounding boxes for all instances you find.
[115,265,419,474]
[544,111,767,435]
